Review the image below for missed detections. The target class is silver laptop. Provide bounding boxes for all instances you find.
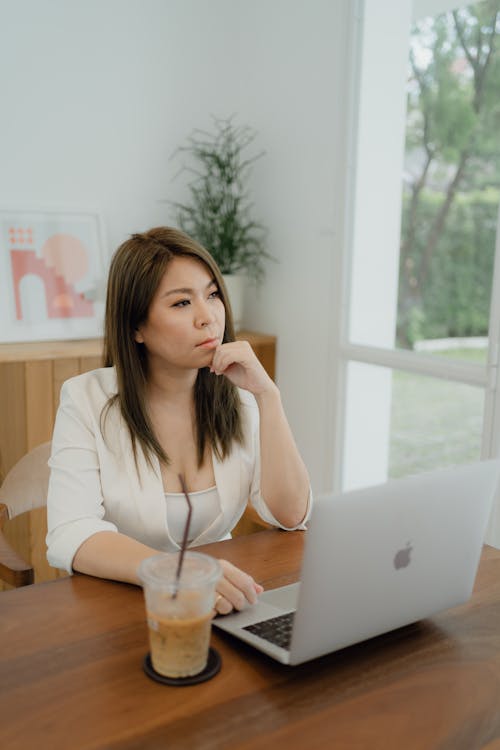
[213,460,499,665]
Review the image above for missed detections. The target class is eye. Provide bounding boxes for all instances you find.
[208,289,220,299]
[172,299,190,308]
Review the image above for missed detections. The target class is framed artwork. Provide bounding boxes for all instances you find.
[0,208,107,343]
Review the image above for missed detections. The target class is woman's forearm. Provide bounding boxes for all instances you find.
[255,385,310,528]
[72,531,159,585]
[209,341,310,526]
[72,530,264,615]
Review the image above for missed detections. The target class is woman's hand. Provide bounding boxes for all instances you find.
[214,558,264,616]
[210,341,275,396]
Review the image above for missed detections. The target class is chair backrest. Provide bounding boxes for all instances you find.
[0,441,51,587]
[0,442,51,520]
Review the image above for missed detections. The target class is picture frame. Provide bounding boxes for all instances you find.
[0,207,107,343]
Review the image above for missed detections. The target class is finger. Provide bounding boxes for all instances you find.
[214,580,263,615]
[210,351,238,375]
[213,593,233,616]
[211,343,253,374]
[219,559,260,603]
[217,577,253,611]
[212,581,263,616]
[218,559,260,607]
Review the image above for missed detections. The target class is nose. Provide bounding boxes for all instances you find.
[194,298,216,328]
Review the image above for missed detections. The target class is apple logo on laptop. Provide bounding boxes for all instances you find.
[393,542,412,570]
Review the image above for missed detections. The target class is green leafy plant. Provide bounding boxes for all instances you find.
[171,116,272,284]
[398,2,500,347]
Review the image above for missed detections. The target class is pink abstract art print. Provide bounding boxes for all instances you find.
[0,210,106,343]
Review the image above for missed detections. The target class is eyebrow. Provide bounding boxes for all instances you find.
[162,279,217,298]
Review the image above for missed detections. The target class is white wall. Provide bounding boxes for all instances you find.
[0,0,353,492]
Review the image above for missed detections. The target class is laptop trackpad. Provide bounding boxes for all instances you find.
[214,583,300,629]
[259,582,299,610]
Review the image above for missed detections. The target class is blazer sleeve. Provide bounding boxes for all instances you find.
[242,392,313,531]
[46,378,118,574]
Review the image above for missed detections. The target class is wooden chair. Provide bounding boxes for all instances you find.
[0,441,51,588]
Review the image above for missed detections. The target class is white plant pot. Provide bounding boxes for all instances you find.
[222,273,245,331]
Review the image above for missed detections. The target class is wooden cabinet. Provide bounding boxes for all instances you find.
[0,331,276,588]
[0,339,103,483]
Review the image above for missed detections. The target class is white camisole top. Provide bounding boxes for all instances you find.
[164,486,222,545]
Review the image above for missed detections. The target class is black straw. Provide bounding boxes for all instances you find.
[172,473,193,599]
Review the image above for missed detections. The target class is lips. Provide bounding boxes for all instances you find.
[197,337,219,349]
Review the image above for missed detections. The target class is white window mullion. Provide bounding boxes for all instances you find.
[342,343,488,388]
[328,0,364,495]
[482,205,500,462]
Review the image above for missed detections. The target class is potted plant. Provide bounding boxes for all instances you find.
[171,116,272,329]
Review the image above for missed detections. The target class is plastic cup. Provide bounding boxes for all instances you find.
[138,552,222,679]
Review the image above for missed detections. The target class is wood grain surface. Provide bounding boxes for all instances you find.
[1,531,499,750]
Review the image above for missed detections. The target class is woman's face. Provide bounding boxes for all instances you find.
[135,256,226,372]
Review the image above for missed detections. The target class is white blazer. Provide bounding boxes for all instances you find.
[46,368,311,573]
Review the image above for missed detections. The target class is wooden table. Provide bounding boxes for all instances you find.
[1,530,499,750]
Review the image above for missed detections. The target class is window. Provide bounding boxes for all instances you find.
[335,0,500,546]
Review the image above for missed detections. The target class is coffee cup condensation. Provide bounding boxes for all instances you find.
[138,552,222,679]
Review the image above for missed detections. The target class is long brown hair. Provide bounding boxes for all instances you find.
[102,226,243,468]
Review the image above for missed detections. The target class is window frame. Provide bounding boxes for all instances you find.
[331,0,500,544]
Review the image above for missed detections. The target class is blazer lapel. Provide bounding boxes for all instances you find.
[117,413,167,542]
[188,445,244,546]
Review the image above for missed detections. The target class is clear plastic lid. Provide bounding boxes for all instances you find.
[137,551,221,592]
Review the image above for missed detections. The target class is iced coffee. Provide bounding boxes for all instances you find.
[138,552,221,679]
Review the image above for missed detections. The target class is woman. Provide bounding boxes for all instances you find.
[46,227,311,614]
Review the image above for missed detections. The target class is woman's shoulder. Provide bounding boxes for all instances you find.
[61,367,118,402]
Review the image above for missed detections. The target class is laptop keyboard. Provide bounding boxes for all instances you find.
[243,611,296,650]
